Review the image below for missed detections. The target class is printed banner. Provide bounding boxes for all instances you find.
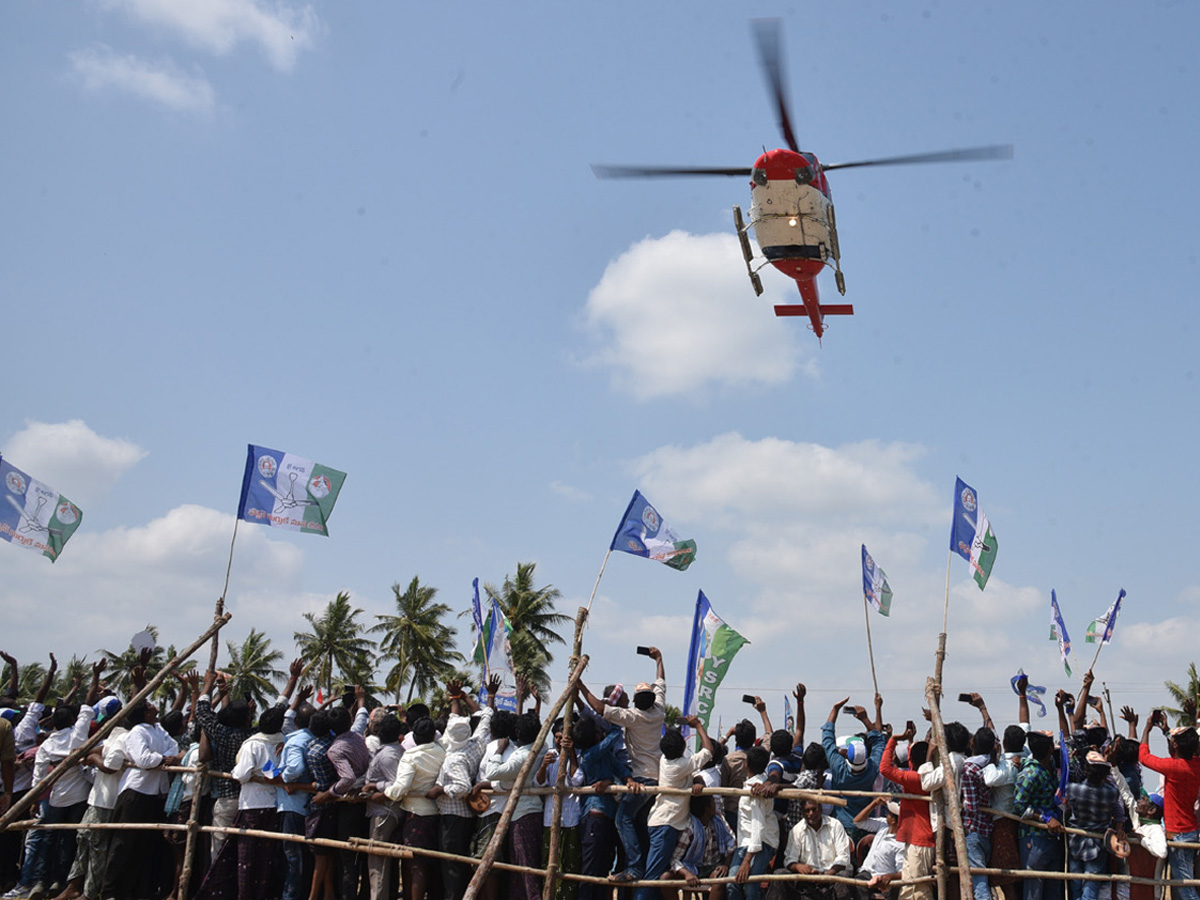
[610,490,696,571]
[861,544,893,616]
[681,591,749,734]
[237,444,346,535]
[950,477,997,589]
[0,456,83,562]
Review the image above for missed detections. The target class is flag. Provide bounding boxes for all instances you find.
[262,758,282,779]
[470,578,487,665]
[474,582,518,713]
[1054,730,1070,806]
[0,456,83,562]
[1010,668,1047,718]
[861,545,893,616]
[949,477,998,590]
[1049,590,1073,676]
[315,687,324,706]
[1085,589,1126,644]
[783,695,795,733]
[610,490,696,571]
[681,591,749,734]
[237,444,346,536]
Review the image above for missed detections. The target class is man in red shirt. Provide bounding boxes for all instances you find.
[879,723,934,900]
[1139,709,1200,900]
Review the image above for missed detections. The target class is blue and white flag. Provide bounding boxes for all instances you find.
[610,490,696,571]
[861,545,893,616]
[950,477,997,590]
[1010,668,1047,718]
[237,444,346,536]
[0,456,83,563]
[681,591,748,735]
[1049,590,1073,676]
[473,580,517,712]
[783,695,795,733]
[1086,589,1126,645]
[262,758,282,779]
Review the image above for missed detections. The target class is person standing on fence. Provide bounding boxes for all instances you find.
[822,696,885,843]
[1138,709,1200,900]
[879,723,934,900]
[961,728,996,900]
[579,647,667,886]
[573,711,629,900]
[637,716,715,900]
[729,746,777,900]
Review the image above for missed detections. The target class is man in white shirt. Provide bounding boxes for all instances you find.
[771,798,853,900]
[100,700,181,900]
[853,799,906,900]
[639,716,715,900]
[578,646,667,884]
[731,746,778,900]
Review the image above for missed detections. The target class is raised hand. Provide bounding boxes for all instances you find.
[1118,705,1137,726]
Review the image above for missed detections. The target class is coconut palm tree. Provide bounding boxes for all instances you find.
[294,591,377,696]
[370,577,464,703]
[53,655,91,702]
[486,561,570,693]
[224,629,286,709]
[1165,662,1200,725]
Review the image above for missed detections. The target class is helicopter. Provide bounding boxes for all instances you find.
[593,19,1012,342]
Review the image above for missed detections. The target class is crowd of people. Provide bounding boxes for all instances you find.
[0,644,1195,900]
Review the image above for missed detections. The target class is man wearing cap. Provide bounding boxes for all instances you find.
[1138,709,1200,900]
[1064,750,1124,900]
[851,797,906,900]
[579,646,666,884]
[821,696,885,842]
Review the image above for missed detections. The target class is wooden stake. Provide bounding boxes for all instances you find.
[542,606,588,900]
[926,676,973,900]
[177,760,209,899]
[463,653,590,900]
[0,611,233,830]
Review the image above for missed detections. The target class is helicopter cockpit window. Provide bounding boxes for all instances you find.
[751,168,768,186]
[794,166,814,185]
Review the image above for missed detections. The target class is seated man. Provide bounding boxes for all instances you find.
[766,798,853,900]
[852,798,905,900]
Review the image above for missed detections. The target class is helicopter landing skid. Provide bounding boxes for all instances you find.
[732,205,763,296]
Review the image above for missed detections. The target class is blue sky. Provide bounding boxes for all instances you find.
[3,1,1198,736]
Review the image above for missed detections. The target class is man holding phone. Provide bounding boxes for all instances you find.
[579,646,667,885]
[1139,708,1200,900]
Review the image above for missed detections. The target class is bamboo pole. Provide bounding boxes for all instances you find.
[542,605,588,900]
[463,652,590,900]
[176,759,209,900]
[0,612,234,830]
[926,675,973,900]
[862,595,880,696]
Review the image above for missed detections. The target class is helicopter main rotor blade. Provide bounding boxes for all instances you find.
[822,144,1014,171]
[591,164,752,179]
[752,18,800,154]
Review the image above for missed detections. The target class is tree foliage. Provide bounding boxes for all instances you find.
[1165,662,1200,726]
[486,561,569,692]
[370,577,463,703]
[294,592,376,694]
[224,629,286,709]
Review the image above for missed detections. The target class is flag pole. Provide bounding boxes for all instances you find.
[209,517,241,672]
[862,594,879,696]
[584,548,612,614]
[935,549,953,687]
[1086,636,1105,674]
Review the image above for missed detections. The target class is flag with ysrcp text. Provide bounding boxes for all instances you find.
[237,444,346,536]
[950,477,997,590]
[0,456,83,562]
[681,591,749,734]
[610,490,696,571]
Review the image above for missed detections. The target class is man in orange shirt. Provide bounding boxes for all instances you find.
[878,722,934,900]
[1139,709,1200,900]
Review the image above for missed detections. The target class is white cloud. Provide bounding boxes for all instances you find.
[2,419,147,506]
[100,0,319,71]
[0,503,328,671]
[69,46,216,114]
[583,232,809,399]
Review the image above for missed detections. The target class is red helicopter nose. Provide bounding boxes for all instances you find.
[751,148,823,188]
